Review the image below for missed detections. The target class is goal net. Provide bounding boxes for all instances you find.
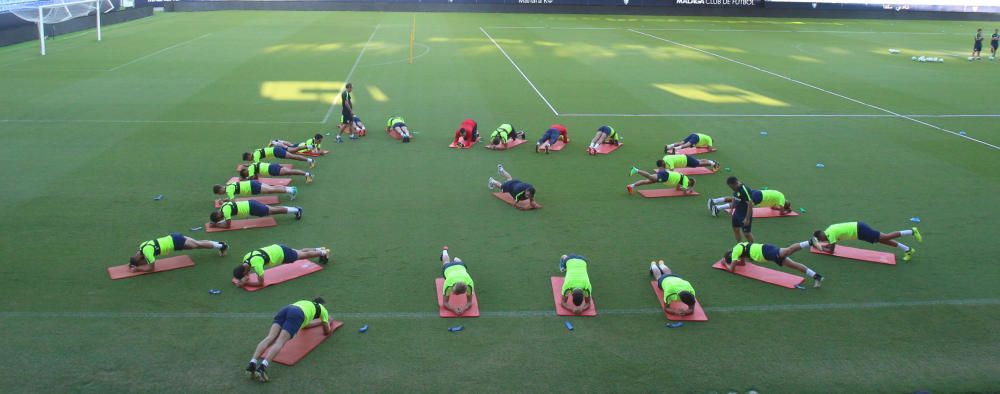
[4,0,114,55]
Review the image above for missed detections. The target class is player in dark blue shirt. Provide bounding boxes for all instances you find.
[991,28,998,60]
[973,28,984,60]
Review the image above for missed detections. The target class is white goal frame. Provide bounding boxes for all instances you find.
[32,0,104,56]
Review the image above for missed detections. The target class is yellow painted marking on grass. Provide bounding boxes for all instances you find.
[262,43,345,53]
[615,43,712,60]
[260,81,344,104]
[789,55,822,63]
[534,40,561,47]
[367,86,388,102]
[653,84,789,107]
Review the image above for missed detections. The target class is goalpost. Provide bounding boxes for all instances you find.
[7,0,114,55]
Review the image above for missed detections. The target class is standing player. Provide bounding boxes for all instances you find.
[810,221,923,261]
[708,177,756,242]
[709,187,793,217]
[337,83,355,142]
[991,28,999,60]
[973,28,984,60]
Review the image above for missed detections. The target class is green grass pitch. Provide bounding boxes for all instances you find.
[1,10,998,392]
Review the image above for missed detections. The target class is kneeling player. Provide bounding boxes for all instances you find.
[246,297,332,382]
[536,124,568,153]
[626,161,696,194]
[233,244,330,288]
[128,233,228,272]
[648,261,696,316]
[723,241,824,288]
[209,200,303,228]
[488,164,540,210]
[386,116,412,142]
[213,180,297,201]
[665,132,713,154]
[485,123,525,150]
[453,118,479,148]
[440,247,476,316]
[586,125,620,155]
[238,162,313,184]
[810,221,922,261]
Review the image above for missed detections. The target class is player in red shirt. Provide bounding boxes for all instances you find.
[535,124,569,153]
[453,119,479,148]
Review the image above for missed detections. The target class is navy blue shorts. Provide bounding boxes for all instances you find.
[250,181,262,195]
[657,273,681,288]
[273,305,306,338]
[762,244,785,266]
[442,261,466,277]
[501,180,523,194]
[685,155,700,168]
[559,254,588,270]
[857,221,881,243]
[248,200,270,217]
[993,42,999,49]
[170,232,187,250]
[279,244,298,263]
[656,170,669,183]
[732,208,753,232]
[539,129,560,145]
[750,190,763,204]
[392,122,406,129]
[266,163,282,176]
[273,147,287,159]
[974,43,983,51]
[683,133,699,145]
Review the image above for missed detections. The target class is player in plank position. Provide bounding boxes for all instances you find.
[242,146,315,169]
[661,153,719,171]
[558,254,592,314]
[208,200,303,229]
[488,164,540,210]
[439,246,476,316]
[385,116,412,143]
[128,233,228,272]
[269,134,324,154]
[648,260,696,316]
[586,125,621,155]
[625,160,697,195]
[708,185,793,217]
[453,118,479,148]
[246,297,333,382]
[536,124,568,153]
[233,244,330,288]
[238,162,313,184]
[213,180,298,201]
[810,222,923,261]
[485,123,525,150]
[664,132,714,154]
[722,241,824,288]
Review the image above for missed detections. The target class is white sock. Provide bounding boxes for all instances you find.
[649,262,659,276]
[210,242,223,249]
[441,250,450,262]
[307,158,313,164]
[718,203,731,210]
[897,242,910,252]
[712,197,726,203]
[261,360,268,367]
[286,207,300,214]
[658,263,668,272]
[805,269,816,278]
[306,172,312,177]
[251,358,257,363]
[799,241,810,249]
[900,230,913,236]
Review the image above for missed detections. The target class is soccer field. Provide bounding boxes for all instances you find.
[1,10,999,392]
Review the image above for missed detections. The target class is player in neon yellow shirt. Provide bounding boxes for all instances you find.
[270,133,324,154]
[386,116,413,143]
[648,260,696,316]
[246,297,333,382]
[242,146,315,169]
[128,232,228,272]
[208,200,303,229]
[212,180,297,201]
[485,123,526,150]
[626,160,697,195]
[232,244,330,288]
[237,162,313,184]
[586,125,621,155]
[558,254,593,314]
[661,153,719,172]
[723,241,824,288]
[439,246,476,315]
[811,221,922,261]
[664,132,713,154]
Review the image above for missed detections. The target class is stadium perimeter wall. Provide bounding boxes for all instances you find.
[0,5,153,47]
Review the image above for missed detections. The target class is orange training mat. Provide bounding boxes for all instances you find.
[673,167,717,176]
[492,192,542,209]
[269,320,344,366]
[491,138,528,150]
[638,188,700,198]
[232,260,324,291]
[675,147,715,154]
[227,177,292,186]
[449,138,480,149]
[595,143,621,155]
[725,208,799,218]
[711,260,804,289]
[214,196,280,208]
[435,277,480,318]
[649,281,708,321]
[550,277,597,316]
[205,217,278,233]
[811,245,896,265]
[299,150,329,157]
[107,255,195,280]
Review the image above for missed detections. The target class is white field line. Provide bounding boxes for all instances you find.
[0,119,320,125]
[1,298,997,319]
[558,113,1000,118]
[321,24,380,124]
[629,28,1000,151]
[479,27,559,115]
[482,26,965,35]
[106,33,211,72]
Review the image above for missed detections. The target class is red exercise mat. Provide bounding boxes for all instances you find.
[107,255,195,280]
[649,281,708,322]
[232,260,324,291]
[673,167,717,176]
[435,277,480,318]
[595,143,622,155]
[725,208,799,218]
[492,192,542,209]
[711,260,804,289]
[214,196,279,208]
[550,277,597,316]
[675,147,715,155]
[638,188,700,198]
[810,245,896,265]
[268,320,344,366]
[205,217,278,233]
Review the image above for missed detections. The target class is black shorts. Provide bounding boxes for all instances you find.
[732,208,753,232]
[341,110,353,124]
